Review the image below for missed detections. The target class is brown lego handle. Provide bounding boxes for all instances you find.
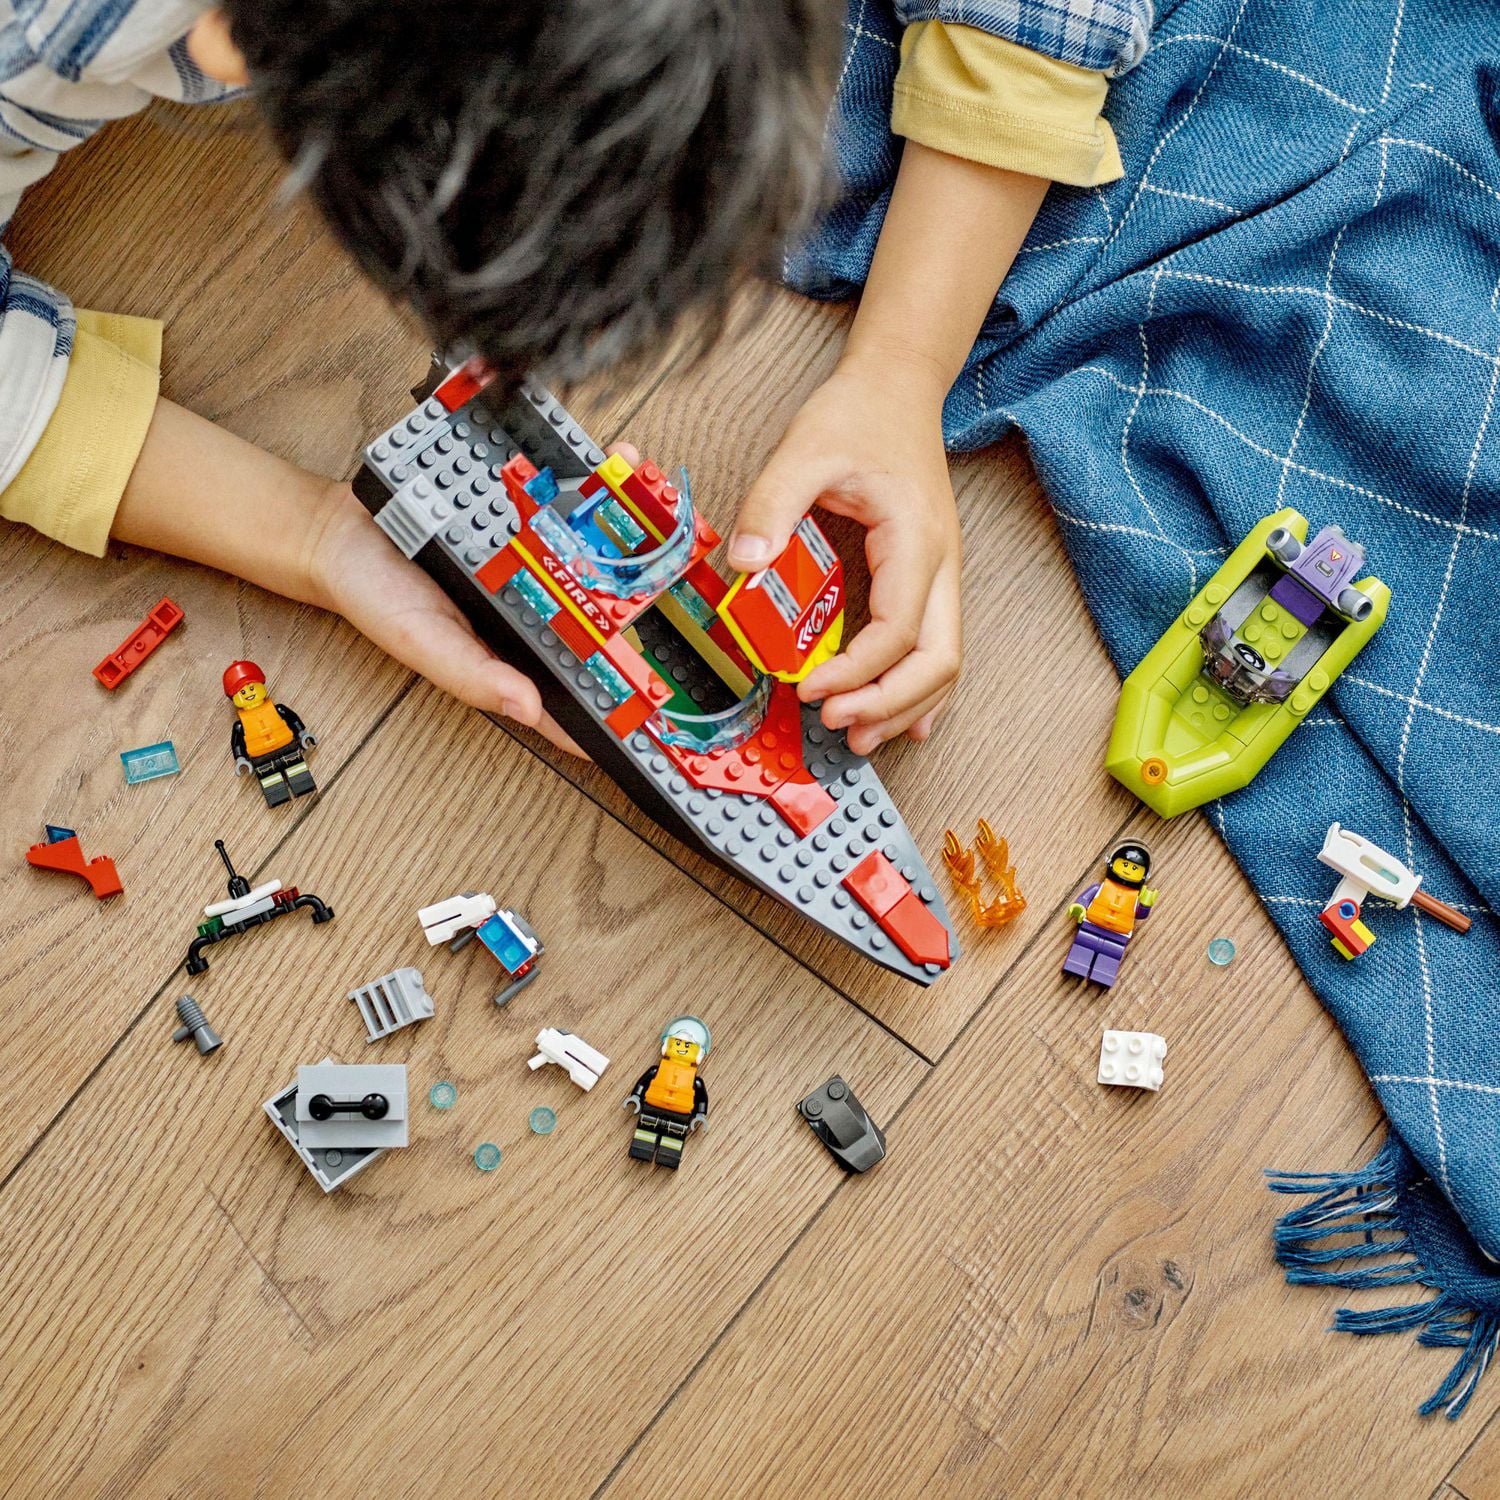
[1412,887,1472,934]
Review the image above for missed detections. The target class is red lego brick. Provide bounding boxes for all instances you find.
[605,694,654,740]
[658,682,805,797]
[880,890,953,969]
[433,359,496,413]
[476,546,524,594]
[500,453,543,518]
[25,834,122,899]
[842,851,908,920]
[769,775,835,837]
[600,634,674,706]
[92,598,183,689]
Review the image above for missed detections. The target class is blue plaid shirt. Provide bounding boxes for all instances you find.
[896,0,1153,75]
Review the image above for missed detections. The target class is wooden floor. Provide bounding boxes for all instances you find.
[4,101,1499,1499]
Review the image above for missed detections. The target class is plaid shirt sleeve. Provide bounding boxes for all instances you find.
[893,0,1153,76]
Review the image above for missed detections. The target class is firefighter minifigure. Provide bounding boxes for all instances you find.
[1062,839,1158,988]
[223,660,318,807]
[623,1016,710,1170]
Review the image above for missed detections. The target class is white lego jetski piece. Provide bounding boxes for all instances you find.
[528,1029,610,1090]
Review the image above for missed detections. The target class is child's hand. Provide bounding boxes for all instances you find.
[727,356,963,755]
[308,481,585,755]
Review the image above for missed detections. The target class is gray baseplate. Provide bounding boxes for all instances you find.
[355,376,956,985]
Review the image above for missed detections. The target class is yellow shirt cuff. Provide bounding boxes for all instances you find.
[1,309,162,557]
[892,21,1124,188]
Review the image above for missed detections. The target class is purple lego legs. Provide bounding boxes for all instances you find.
[1062,922,1129,987]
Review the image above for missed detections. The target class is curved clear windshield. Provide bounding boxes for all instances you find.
[648,672,774,753]
[530,468,696,599]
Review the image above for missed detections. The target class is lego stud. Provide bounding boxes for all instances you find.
[171,995,223,1055]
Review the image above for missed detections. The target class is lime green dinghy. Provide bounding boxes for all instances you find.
[1106,508,1389,818]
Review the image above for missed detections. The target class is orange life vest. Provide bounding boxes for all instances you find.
[644,1054,698,1116]
[1085,877,1140,936]
[238,700,294,760]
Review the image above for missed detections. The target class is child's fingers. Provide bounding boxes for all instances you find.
[728,440,840,573]
[806,539,956,707]
[385,607,586,757]
[846,684,952,755]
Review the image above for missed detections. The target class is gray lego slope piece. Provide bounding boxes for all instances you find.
[356,381,956,985]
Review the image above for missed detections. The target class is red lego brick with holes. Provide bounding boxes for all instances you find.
[92,598,183,689]
[880,890,952,969]
[25,834,122,899]
[657,682,805,797]
[433,359,496,413]
[842,850,908,920]
[769,775,836,837]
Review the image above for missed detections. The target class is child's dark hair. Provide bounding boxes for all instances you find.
[222,0,838,386]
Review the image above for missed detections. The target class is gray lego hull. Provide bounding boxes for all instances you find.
[354,375,957,985]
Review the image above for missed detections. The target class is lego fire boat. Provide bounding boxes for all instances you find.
[1106,509,1389,818]
[355,362,956,984]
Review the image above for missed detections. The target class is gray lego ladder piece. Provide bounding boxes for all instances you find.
[350,966,434,1042]
[355,375,957,985]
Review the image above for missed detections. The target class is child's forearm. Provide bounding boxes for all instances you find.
[843,141,1049,396]
[111,396,340,607]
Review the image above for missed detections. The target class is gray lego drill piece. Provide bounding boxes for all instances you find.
[350,966,434,1042]
[263,1058,403,1193]
[356,377,956,985]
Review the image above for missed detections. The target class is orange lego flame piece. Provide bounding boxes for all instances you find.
[941,820,1026,929]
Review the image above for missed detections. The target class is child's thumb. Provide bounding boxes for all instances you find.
[728,451,817,574]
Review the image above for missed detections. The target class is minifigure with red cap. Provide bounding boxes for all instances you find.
[222,660,318,807]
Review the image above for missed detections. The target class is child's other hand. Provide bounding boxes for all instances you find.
[727,357,962,755]
[308,481,586,755]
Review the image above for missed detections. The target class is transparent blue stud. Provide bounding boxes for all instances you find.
[1207,937,1236,967]
[429,1081,458,1110]
[529,1106,557,1135]
[473,1142,502,1172]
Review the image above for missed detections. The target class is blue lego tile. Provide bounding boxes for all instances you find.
[475,912,535,975]
[121,740,181,784]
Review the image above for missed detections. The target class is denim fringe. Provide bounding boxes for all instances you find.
[1267,1139,1500,1419]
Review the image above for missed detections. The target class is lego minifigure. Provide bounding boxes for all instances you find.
[624,1016,711,1170]
[223,660,317,807]
[1062,839,1158,988]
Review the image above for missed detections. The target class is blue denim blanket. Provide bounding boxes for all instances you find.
[790,0,1500,1416]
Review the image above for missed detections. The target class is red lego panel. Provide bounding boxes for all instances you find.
[92,597,184,689]
[769,775,836,837]
[881,890,953,969]
[25,834,122,899]
[600,634,674,707]
[718,518,843,679]
[433,359,496,413]
[842,851,908,920]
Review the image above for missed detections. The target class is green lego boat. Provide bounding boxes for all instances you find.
[1107,508,1389,818]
